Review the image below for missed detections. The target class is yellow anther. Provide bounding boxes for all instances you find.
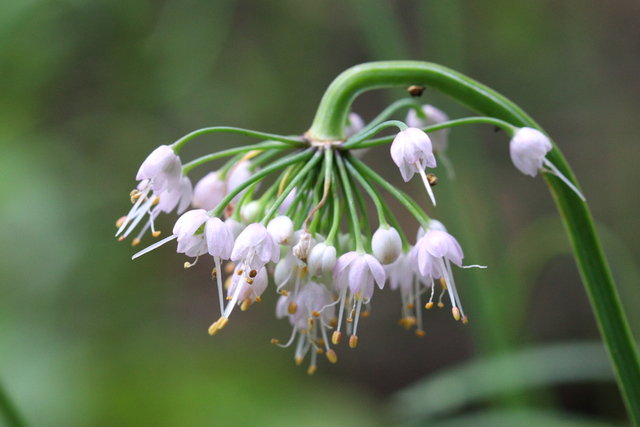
[226,296,232,301]
[425,302,434,309]
[437,302,444,308]
[407,303,415,310]
[271,338,279,345]
[211,267,217,279]
[217,317,229,330]
[184,262,191,269]
[116,216,127,228]
[312,310,321,318]
[132,238,141,247]
[288,302,297,315]
[240,298,252,311]
[316,348,324,354]
[452,307,461,321]
[462,315,469,325]
[416,329,426,338]
[152,230,161,238]
[349,335,358,348]
[360,311,370,318]
[255,296,261,303]
[249,269,257,278]
[118,236,126,242]
[326,349,338,364]
[330,317,337,328]
[152,196,160,206]
[237,269,243,275]
[295,356,304,366]
[307,365,317,375]
[282,290,289,296]
[318,339,325,347]
[308,318,314,327]
[245,277,254,285]
[224,276,232,291]
[347,317,353,324]
[331,331,342,345]
[208,322,219,335]
[129,189,141,203]
[440,277,447,289]
[299,266,307,279]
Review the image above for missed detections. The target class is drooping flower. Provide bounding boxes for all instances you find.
[371,226,402,265]
[390,128,438,205]
[191,171,226,211]
[411,229,466,322]
[136,145,183,193]
[333,251,385,347]
[307,242,337,277]
[406,105,450,153]
[509,127,585,200]
[267,215,294,245]
[172,209,234,260]
[230,223,280,273]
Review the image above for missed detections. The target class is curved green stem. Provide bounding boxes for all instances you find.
[357,98,424,136]
[344,157,387,227]
[335,154,364,252]
[172,126,305,152]
[343,116,515,150]
[182,141,292,173]
[311,61,640,424]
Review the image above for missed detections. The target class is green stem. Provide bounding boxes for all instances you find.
[311,61,640,424]
[343,120,407,150]
[343,116,515,150]
[261,150,323,225]
[0,379,26,427]
[172,127,305,152]
[182,141,292,173]
[210,148,314,218]
[335,154,363,252]
[347,154,429,229]
[325,172,341,246]
[358,98,425,136]
[344,157,387,227]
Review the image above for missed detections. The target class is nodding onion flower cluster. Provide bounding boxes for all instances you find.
[116,101,584,374]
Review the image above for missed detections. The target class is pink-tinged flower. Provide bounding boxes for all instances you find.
[411,229,466,322]
[231,223,280,272]
[509,127,553,177]
[191,171,225,211]
[406,105,450,153]
[509,127,585,200]
[136,145,182,193]
[227,265,268,306]
[171,209,234,259]
[390,127,438,205]
[334,252,386,298]
[333,251,386,348]
[371,226,402,265]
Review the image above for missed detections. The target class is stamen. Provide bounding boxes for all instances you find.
[326,349,338,363]
[116,216,127,228]
[349,335,358,348]
[452,307,461,321]
[351,295,364,339]
[331,331,342,345]
[184,255,199,269]
[288,302,297,315]
[542,158,586,201]
[132,234,178,259]
[417,163,437,206]
[240,298,252,311]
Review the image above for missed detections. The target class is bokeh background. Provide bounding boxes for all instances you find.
[1,1,639,425]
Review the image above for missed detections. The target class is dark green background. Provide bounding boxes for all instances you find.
[1,1,639,425]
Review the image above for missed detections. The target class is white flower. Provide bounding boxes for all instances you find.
[390,127,438,205]
[156,176,193,215]
[406,105,450,153]
[371,226,402,265]
[267,215,295,245]
[411,229,466,322]
[334,252,385,299]
[509,127,553,177]
[509,127,585,200]
[307,243,337,277]
[227,265,268,306]
[384,252,413,294]
[191,171,225,211]
[345,112,365,138]
[172,209,234,259]
[136,145,182,193]
[231,223,280,272]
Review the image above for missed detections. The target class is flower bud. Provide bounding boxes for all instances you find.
[240,201,261,224]
[267,215,294,245]
[372,227,402,265]
[307,243,337,276]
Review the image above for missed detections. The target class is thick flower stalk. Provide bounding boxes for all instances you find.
[115,61,639,426]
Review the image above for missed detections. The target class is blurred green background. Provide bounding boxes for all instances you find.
[1,1,639,425]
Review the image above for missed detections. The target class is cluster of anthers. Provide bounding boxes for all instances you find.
[116,99,584,374]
